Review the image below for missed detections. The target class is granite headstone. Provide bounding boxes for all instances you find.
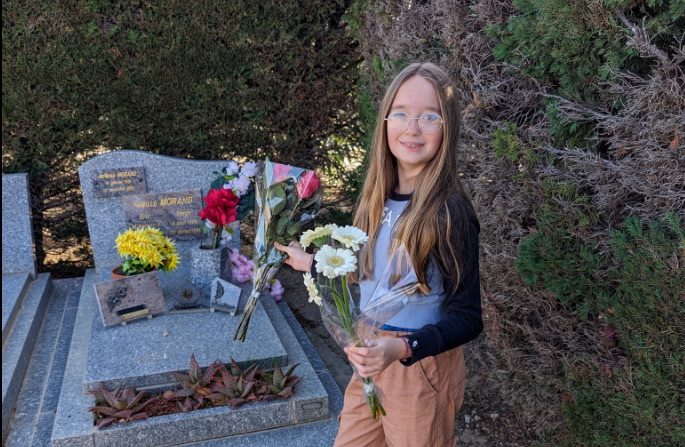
[79,150,241,299]
[2,174,37,278]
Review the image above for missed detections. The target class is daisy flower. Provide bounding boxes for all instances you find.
[331,225,368,252]
[303,272,321,306]
[300,224,338,249]
[314,245,357,279]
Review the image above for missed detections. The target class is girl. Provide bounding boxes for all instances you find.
[275,62,483,447]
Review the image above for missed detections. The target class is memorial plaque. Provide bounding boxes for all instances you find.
[94,271,167,326]
[92,167,147,198]
[122,190,203,240]
[209,278,242,316]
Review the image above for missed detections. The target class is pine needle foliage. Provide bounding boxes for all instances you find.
[562,213,684,446]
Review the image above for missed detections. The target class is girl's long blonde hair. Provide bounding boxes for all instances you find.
[353,62,472,295]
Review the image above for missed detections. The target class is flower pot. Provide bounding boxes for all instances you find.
[190,246,226,299]
[112,266,157,280]
[112,266,128,280]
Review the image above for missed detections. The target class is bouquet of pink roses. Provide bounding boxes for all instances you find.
[233,159,323,341]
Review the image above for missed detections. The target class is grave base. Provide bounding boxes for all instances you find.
[52,269,340,447]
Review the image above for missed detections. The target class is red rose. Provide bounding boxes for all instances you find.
[204,188,239,210]
[198,189,239,226]
[198,206,237,226]
[296,170,321,199]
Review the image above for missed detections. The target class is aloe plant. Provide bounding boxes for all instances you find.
[207,363,258,407]
[89,384,150,428]
[259,363,300,400]
[170,353,222,411]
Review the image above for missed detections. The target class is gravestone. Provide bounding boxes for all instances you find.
[77,150,287,388]
[2,174,53,440]
[2,174,37,278]
[79,150,241,290]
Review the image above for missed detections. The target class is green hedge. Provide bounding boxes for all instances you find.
[518,201,684,445]
[2,1,360,274]
[490,0,685,102]
[489,0,685,148]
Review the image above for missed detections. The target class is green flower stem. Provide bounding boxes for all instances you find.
[326,275,386,419]
[213,225,222,249]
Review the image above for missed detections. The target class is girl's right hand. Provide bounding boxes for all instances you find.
[274,241,314,273]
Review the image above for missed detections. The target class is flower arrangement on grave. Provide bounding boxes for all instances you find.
[199,161,258,249]
[233,159,323,341]
[197,188,240,249]
[114,226,179,275]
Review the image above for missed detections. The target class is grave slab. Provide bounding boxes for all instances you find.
[84,271,287,392]
[2,273,31,341]
[52,270,334,447]
[2,174,36,277]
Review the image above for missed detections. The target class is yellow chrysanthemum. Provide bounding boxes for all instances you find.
[115,227,180,274]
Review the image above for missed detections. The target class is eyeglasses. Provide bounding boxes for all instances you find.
[384,111,444,134]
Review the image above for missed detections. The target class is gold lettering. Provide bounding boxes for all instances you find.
[132,201,158,208]
[159,196,194,206]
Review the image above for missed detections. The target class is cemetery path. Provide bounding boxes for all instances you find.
[276,268,529,447]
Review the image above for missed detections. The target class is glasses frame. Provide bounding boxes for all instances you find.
[384,113,444,134]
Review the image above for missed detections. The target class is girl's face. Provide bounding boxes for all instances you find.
[386,75,443,176]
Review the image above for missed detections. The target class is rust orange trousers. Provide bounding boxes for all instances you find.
[334,329,465,447]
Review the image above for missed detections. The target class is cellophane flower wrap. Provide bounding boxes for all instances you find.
[301,224,391,418]
[233,159,323,341]
[356,245,422,340]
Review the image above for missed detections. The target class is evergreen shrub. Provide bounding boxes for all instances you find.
[2,0,359,274]
[563,213,684,446]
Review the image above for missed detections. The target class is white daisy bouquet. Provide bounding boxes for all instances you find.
[301,224,387,419]
[233,159,323,341]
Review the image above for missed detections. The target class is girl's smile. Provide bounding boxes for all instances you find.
[400,140,425,151]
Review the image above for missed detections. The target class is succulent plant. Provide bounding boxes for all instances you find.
[89,356,303,429]
[170,353,222,411]
[207,364,258,407]
[89,383,150,428]
[258,363,300,400]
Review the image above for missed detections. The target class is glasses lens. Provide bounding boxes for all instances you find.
[418,112,442,134]
[419,120,442,134]
[386,116,408,131]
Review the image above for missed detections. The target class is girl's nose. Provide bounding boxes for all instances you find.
[403,118,421,134]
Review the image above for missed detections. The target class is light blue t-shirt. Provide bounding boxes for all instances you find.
[359,196,444,329]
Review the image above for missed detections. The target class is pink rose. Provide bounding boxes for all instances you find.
[296,170,321,199]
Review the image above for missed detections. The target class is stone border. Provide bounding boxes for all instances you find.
[2,274,52,438]
[52,270,337,447]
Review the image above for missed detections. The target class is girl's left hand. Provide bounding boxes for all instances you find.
[344,337,406,378]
